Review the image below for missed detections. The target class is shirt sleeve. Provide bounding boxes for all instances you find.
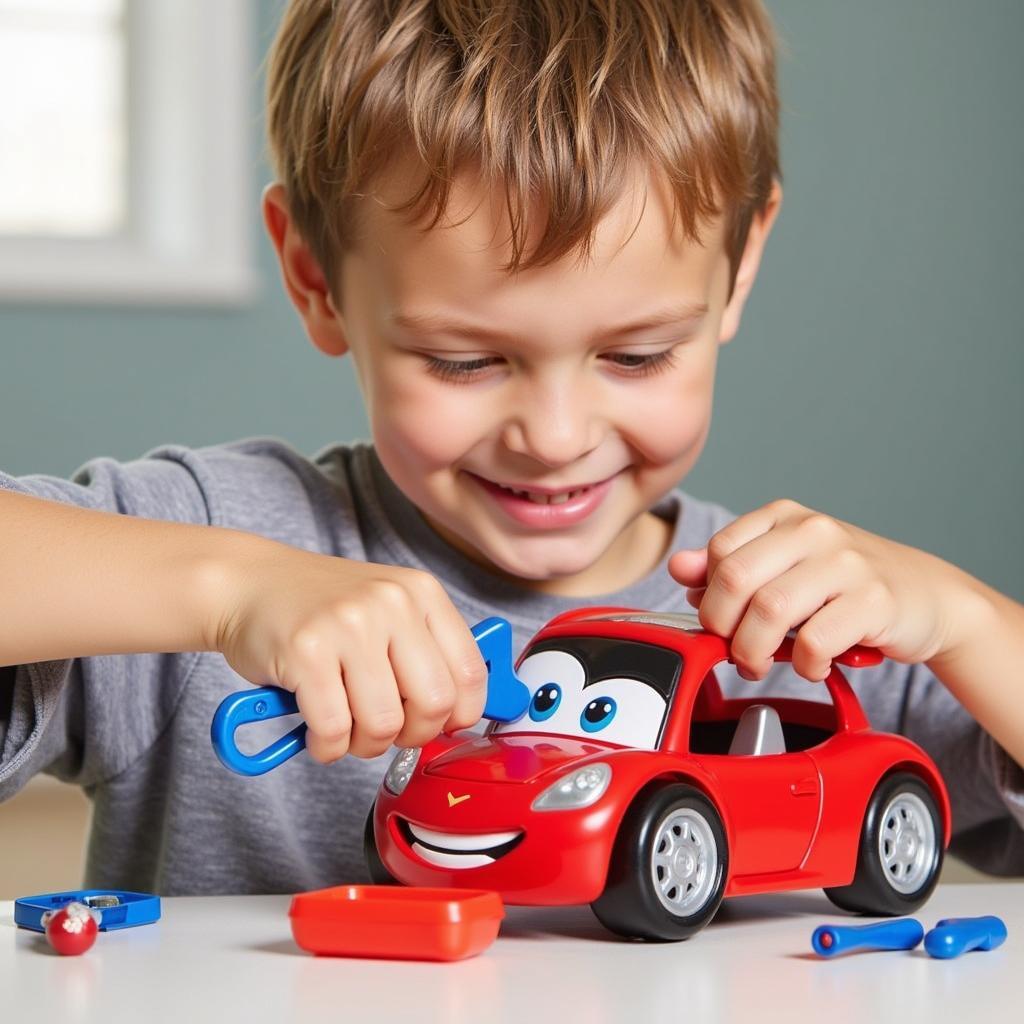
[0,446,213,799]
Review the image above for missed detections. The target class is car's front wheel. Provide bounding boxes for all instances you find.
[591,783,728,941]
[825,772,943,915]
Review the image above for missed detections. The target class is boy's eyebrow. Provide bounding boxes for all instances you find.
[390,302,709,342]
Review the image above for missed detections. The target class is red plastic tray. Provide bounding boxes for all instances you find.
[289,885,505,961]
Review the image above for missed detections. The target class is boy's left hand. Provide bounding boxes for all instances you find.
[668,499,970,682]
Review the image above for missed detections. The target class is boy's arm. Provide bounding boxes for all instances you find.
[0,489,245,666]
[1,452,227,798]
[926,579,1024,774]
[670,499,1024,768]
[1,450,485,770]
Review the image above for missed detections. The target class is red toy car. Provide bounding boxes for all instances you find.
[367,607,951,941]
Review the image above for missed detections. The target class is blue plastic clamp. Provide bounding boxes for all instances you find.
[211,616,532,777]
[15,889,161,932]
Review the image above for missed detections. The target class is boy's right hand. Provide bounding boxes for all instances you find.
[211,541,488,764]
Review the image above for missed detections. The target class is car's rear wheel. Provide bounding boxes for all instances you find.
[363,802,398,885]
[591,783,728,941]
[825,772,943,915]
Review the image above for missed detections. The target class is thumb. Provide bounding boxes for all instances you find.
[667,548,709,587]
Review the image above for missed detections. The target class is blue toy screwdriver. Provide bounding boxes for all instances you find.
[923,916,1007,959]
[211,616,531,777]
[811,919,925,957]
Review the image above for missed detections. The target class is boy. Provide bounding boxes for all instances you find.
[1,0,1022,895]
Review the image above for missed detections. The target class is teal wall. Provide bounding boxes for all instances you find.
[2,1,1021,601]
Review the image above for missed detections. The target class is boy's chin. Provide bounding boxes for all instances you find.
[422,508,625,592]
[467,534,620,592]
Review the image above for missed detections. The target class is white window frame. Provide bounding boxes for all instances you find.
[0,0,256,306]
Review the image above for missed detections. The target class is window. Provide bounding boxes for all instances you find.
[0,0,254,305]
[689,664,837,755]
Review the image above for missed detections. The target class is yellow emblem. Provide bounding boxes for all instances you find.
[447,792,471,807]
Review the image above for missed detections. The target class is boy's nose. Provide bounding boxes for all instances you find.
[500,384,602,469]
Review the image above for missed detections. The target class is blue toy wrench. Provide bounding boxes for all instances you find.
[811,918,925,957]
[211,615,531,776]
[923,916,1007,959]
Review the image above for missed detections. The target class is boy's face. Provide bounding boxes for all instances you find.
[265,165,778,595]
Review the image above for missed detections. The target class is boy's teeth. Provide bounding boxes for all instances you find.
[500,484,585,504]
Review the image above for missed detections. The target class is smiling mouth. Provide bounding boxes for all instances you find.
[399,820,524,868]
[495,484,593,505]
[471,472,617,505]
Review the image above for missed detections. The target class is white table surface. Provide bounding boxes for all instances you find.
[2,884,1019,1023]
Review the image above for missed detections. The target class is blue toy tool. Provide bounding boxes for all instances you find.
[211,616,531,777]
[811,918,924,957]
[923,916,1007,959]
[15,890,161,932]
[472,616,530,721]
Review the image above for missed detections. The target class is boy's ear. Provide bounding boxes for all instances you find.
[262,183,349,357]
[718,180,783,344]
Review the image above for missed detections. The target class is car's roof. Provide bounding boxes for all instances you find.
[538,607,883,669]
[574,611,705,632]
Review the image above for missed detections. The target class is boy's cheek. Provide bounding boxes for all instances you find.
[617,385,715,465]
[364,374,482,461]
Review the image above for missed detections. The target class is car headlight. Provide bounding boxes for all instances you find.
[532,762,612,811]
[384,747,421,795]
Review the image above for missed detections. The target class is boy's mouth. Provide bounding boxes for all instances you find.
[466,471,617,527]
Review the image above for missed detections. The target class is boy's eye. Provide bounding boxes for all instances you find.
[602,349,679,377]
[423,348,679,380]
[423,355,501,382]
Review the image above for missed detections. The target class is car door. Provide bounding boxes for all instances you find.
[702,749,820,876]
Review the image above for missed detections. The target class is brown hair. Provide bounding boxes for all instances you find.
[266,0,780,289]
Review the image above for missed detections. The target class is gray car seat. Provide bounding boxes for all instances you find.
[728,704,786,756]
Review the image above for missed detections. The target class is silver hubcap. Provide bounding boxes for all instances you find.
[650,807,718,916]
[878,791,937,894]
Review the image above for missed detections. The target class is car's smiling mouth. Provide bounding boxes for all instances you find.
[398,819,524,868]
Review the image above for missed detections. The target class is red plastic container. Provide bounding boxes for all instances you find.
[288,885,504,961]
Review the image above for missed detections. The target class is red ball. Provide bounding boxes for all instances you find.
[43,902,100,956]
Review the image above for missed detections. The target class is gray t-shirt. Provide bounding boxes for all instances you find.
[2,437,1022,893]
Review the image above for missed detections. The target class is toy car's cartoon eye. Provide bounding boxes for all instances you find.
[580,696,617,732]
[529,684,562,722]
[492,644,669,749]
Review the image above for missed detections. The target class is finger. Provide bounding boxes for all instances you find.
[791,591,888,681]
[729,555,856,679]
[684,586,706,609]
[389,622,458,747]
[342,646,406,759]
[419,595,488,732]
[699,519,812,637]
[704,500,800,582]
[289,648,353,764]
[667,548,709,588]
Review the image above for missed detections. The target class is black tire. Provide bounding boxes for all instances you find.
[591,783,728,941]
[825,772,943,915]
[363,802,398,885]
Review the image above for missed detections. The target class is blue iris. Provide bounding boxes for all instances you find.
[529,683,562,721]
[581,696,617,732]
